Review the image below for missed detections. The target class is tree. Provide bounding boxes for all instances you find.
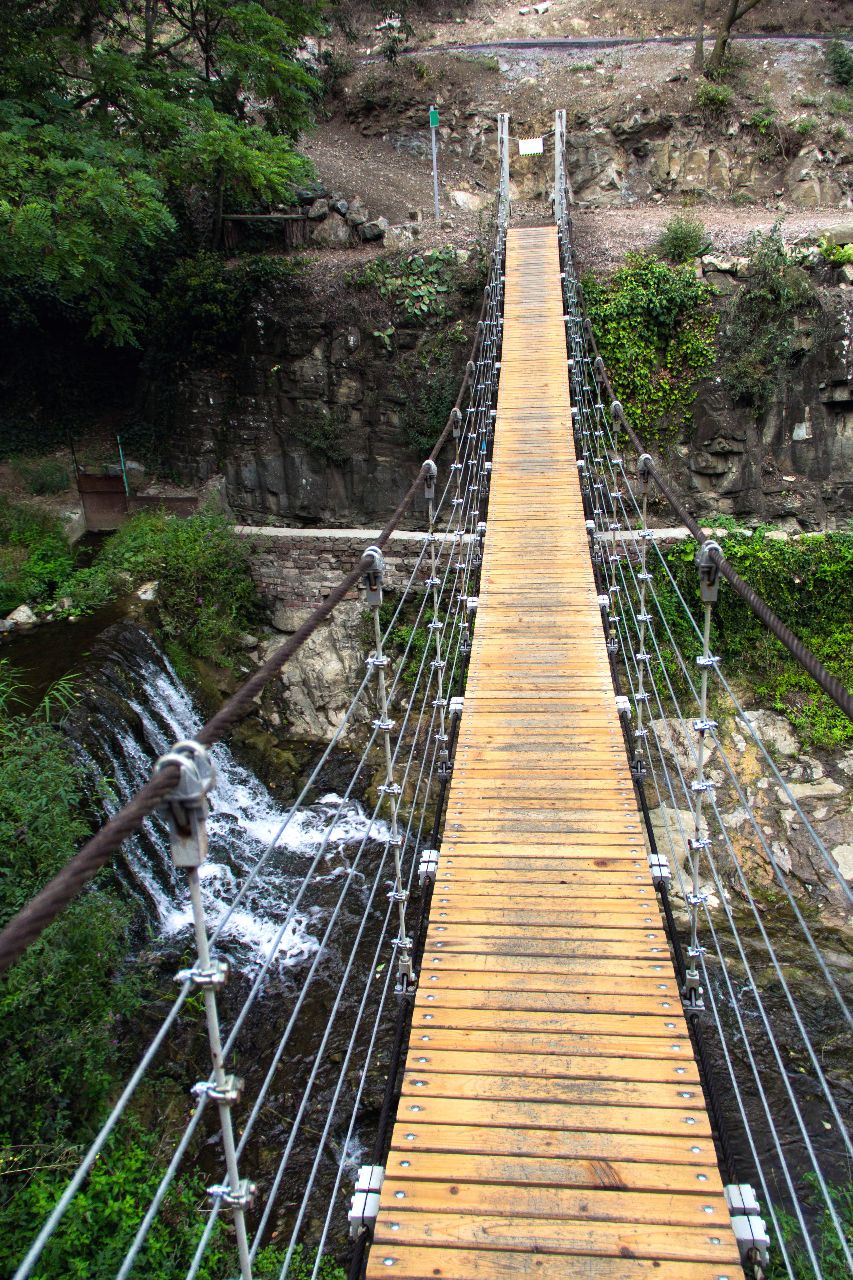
[695,0,768,76]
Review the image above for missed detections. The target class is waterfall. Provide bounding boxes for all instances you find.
[73,624,386,969]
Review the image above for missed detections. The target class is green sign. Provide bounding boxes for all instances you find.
[429,107,439,129]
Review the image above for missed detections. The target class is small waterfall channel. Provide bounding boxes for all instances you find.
[68,622,386,970]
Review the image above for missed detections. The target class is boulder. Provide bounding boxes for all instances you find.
[310,214,351,247]
[5,604,37,625]
[359,217,389,243]
[306,198,329,220]
[346,200,369,227]
[449,189,484,212]
[330,198,349,216]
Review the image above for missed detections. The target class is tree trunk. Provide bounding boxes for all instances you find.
[693,0,706,71]
[706,0,766,76]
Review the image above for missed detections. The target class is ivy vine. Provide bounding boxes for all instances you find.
[583,254,718,450]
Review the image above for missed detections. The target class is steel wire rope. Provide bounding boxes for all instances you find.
[612,618,799,1275]
[603,493,853,1022]
[611,576,853,1268]
[575,389,853,902]
[0,239,506,975]
[612,548,853,1132]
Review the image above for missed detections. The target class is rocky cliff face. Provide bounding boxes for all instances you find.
[144,288,469,527]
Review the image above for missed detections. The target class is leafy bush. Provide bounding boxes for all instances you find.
[818,236,853,265]
[696,80,733,114]
[13,456,70,495]
[399,322,468,454]
[352,249,459,319]
[826,39,853,89]
[656,214,710,263]
[793,116,818,139]
[718,226,817,413]
[0,501,73,613]
[152,253,302,360]
[582,255,718,449]
[658,530,853,749]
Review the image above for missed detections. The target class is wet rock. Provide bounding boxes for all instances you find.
[5,604,37,626]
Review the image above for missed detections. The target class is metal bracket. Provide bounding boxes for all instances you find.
[176,958,230,990]
[348,1166,385,1240]
[208,1179,256,1210]
[693,718,718,734]
[695,540,722,604]
[423,460,437,502]
[155,740,216,869]
[637,452,653,496]
[362,545,385,608]
[648,851,671,888]
[418,849,440,885]
[466,596,479,616]
[193,1074,244,1106]
[372,717,396,733]
[682,968,705,1011]
[449,696,465,717]
[731,1215,770,1268]
[615,695,632,717]
[725,1185,761,1217]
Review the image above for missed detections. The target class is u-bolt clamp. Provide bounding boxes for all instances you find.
[154,740,216,868]
[362,545,385,608]
[451,406,463,441]
[423,459,438,503]
[695,540,722,604]
[637,452,653,497]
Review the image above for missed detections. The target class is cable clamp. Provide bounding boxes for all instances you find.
[681,967,705,1010]
[690,780,714,794]
[208,1179,256,1210]
[615,696,632,717]
[387,833,403,849]
[378,782,401,797]
[451,496,464,508]
[693,718,717,733]
[348,1166,385,1239]
[193,1074,244,1106]
[637,571,653,583]
[648,852,671,887]
[731,1216,770,1268]
[427,619,444,633]
[432,697,447,710]
[687,891,709,908]
[372,718,396,733]
[430,658,446,673]
[638,528,656,541]
[389,887,409,905]
[424,575,440,589]
[633,727,648,739]
[609,584,621,595]
[695,654,720,669]
[634,691,650,704]
[155,740,216,869]
[418,849,440,885]
[688,837,712,851]
[607,555,621,567]
[636,613,653,626]
[635,652,651,663]
[176,958,230,990]
[365,653,389,671]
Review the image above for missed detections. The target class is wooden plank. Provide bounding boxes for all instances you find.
[368,224,736,1275]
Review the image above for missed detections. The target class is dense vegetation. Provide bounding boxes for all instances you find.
[0,1,320,347]
[583,253,718,449]
[0,505,259,658]
[657,528,853,749]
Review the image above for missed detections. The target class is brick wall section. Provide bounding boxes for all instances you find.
[236,527,437,613]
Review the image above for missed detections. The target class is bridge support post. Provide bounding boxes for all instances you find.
[363,546,415,994]
[154,740,255,1280]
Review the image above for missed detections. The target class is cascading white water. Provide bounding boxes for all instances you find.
[77,627,386,969]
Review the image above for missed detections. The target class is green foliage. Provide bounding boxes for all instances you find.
[656,214,710,264]
[0,1,320,344]
[62,508,259,658]
[292,406,354,466]
[793,116,818,139]
[0,1124,226,1279]
[695,79,733,114]
[749,100,778,137]
[826,40,853,89]
[399,321,468,454]
[718,226,817,413]
[152,252,302,359]
[12,456,70,495]
[0,500,73,613]
[658,530,853,750]
[818,236,853,265]
[766,1179,853,1280]
[255,1243,347,1279]
[582,254,717,449]
[352,249,459,319]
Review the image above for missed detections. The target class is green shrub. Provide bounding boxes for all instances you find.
[351,248,459,319]
[718,226,817,413]
[152,253,302,360]
[696,79,733,114]
[582,254,717,449]
[826,39,853,89]
[0,500,73,612]
[793,116,818,139]
[12,456,70,495]
[656,214,710,263]
[749,101,777,137]
[658,530,853,749]
[818,236,853,265]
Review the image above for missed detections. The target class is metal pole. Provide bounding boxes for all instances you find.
[116,434,130,498]
[154,741,254,1280]
[430,108,440,223]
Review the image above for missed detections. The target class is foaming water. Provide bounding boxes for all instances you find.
[77,626,386,968]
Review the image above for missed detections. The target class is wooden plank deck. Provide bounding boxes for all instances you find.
[365,226,739,1279]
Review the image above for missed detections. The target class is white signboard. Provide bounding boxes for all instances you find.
[518,137,544,156]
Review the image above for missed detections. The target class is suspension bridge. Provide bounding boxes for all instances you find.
[2,114,851,1280]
